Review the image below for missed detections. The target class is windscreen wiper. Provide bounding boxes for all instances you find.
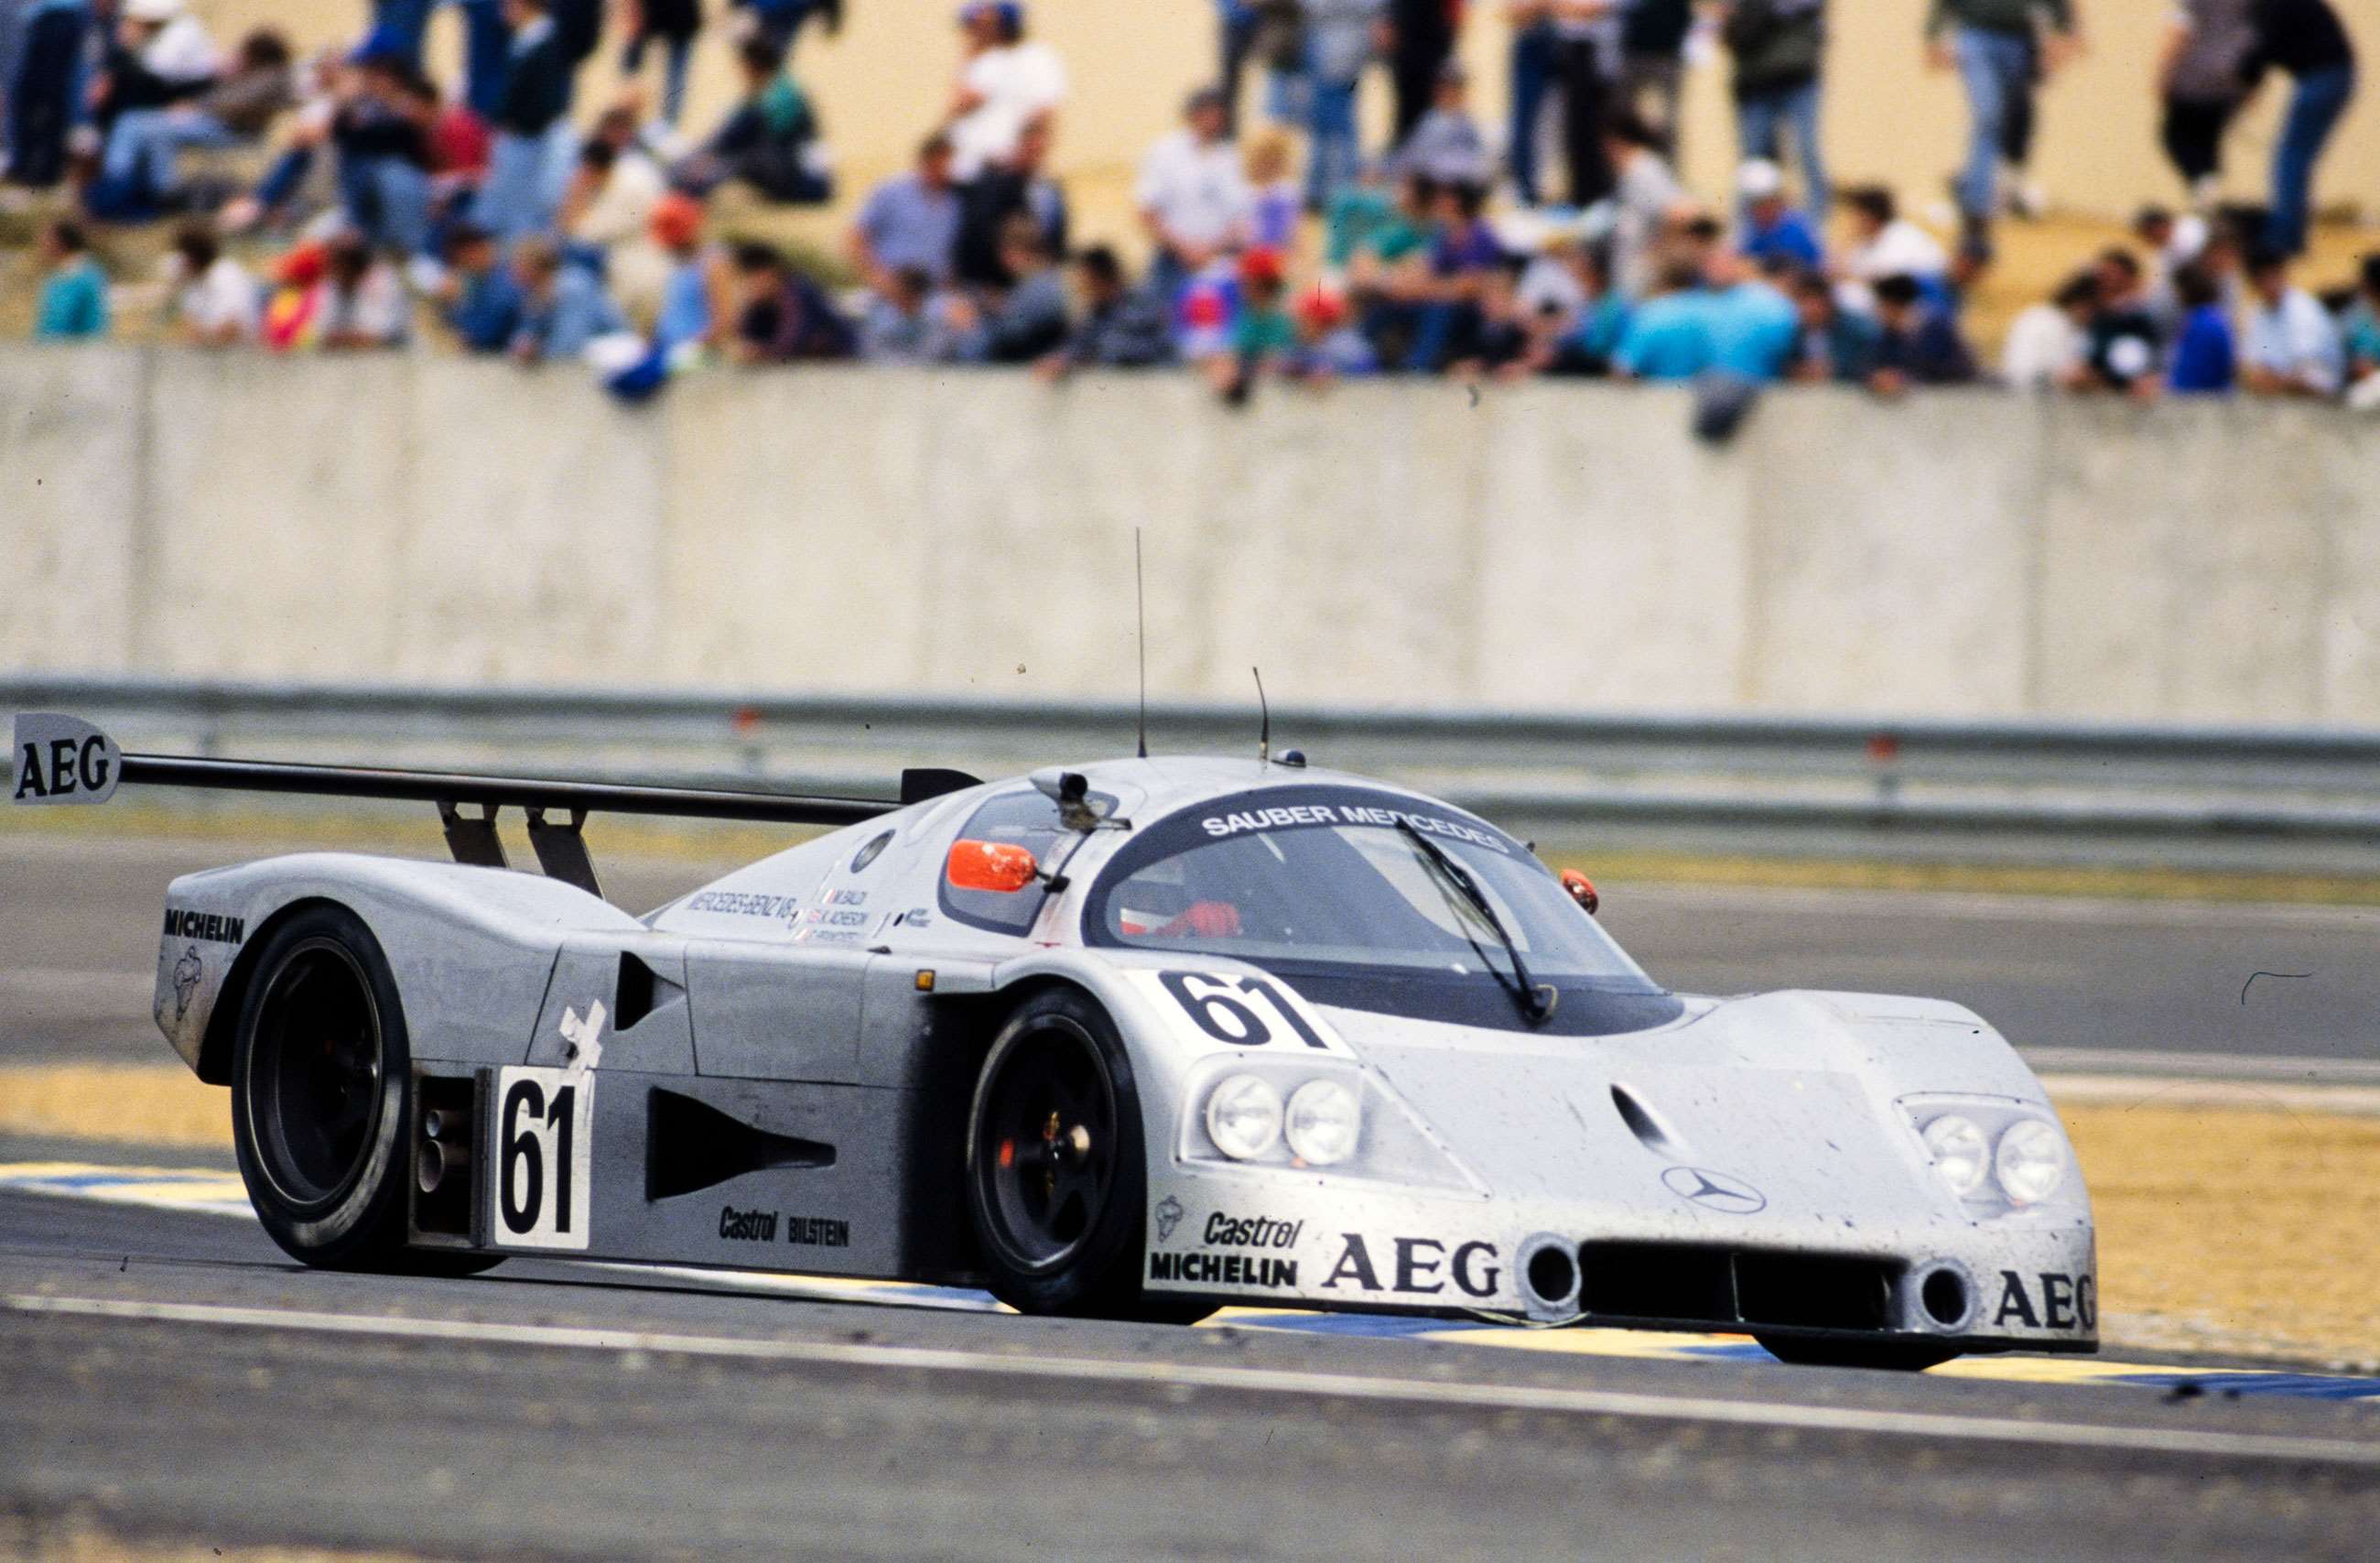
[1394,819,1556,1026]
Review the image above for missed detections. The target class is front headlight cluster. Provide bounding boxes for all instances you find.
[1909,1101,2072,1210]
[1182,1061,1480,1191]
[1205,1074,1361,1167]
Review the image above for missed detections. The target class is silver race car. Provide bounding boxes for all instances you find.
[13,712,2096,1369]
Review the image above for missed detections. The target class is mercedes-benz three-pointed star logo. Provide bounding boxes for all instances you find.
[1661,1166,1767,1214]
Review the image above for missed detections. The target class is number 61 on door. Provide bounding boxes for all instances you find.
[491,1065,594,1250]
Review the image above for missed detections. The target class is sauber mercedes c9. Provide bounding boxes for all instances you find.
[13,712,2095,1369]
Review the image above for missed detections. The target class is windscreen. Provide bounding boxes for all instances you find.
[1084,787,1655,989]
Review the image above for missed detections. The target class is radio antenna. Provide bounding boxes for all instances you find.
[1253,667,1270,766]
[1135,530,1149,760]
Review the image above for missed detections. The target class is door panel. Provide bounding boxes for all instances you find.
[687,941,871,1083]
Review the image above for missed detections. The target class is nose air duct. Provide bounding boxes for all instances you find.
[1912,1260,1978,1333]
[1515,1232,1583,1322]
[1608,1082,1687,1157]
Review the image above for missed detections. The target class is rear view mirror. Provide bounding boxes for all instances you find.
[948,840,1039,894]
[1561,870,1600,917]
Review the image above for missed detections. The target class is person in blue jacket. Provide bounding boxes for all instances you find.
[33,218,109,340]
[2166,264,2237,395]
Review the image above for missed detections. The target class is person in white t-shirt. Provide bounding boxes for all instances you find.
[1841,184,1949,283]
[1999,269,2098,390]
[1137,87,1250,301]
[2240,247,2343,398]
[564,103,670,252]
[166,223,261,347]
[316,231,411,352]
[118,0,221,91]
[945,2,1066,180]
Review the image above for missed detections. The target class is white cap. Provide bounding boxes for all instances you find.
[1736,158,1784,201]
[124,0,186,20]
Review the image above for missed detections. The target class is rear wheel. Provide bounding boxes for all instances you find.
[964,988,1212,1324]
[232,905,495,1275]
[1756,1335,1958,1373]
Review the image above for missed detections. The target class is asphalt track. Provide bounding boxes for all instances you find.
[6,1189,2380,1560]
[6,829,2380,1558]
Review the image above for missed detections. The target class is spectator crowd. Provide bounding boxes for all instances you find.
[5,0,2378,411]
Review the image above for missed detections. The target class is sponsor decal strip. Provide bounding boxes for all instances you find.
[1198,803,1509,854]
[161,908,245,945]
[12,1293,2380,1467]
[4,1168,2374,1406]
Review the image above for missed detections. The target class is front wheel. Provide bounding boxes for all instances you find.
[1756,1335,1958,1373]
[231,904,495,1275]
[964,988,1212,1324]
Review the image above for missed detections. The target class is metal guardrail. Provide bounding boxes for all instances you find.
[9,675,2380,874]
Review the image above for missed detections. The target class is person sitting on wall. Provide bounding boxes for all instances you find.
[165,220,264,347]
[1998,268,2096,390]
[1736,157,1823,271]
[2238,244,2343,396]
[510,234,633,364]
[1037,244,1176,380]
[1866,271,1976,394]
[265,230,411,352]
[1784,270,1877,384]
[2070,248,2163,398]
[1610,258,1715,383]
[434,222,525,352]
[31,219,111,341]
[1207,245,1298,402]
[2165,263,2238,395]
[859,265,975,364]
[957,213,1070,364]
[647,191,736,360]
[727,240,857,363]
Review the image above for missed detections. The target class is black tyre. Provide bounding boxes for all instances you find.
[1756,1335,1958,1373]
[231,904,495,1275]
[964,988,1212,1323]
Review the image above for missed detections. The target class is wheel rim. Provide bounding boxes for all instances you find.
[978,1020,1118,1272]
[247,938,385,1213]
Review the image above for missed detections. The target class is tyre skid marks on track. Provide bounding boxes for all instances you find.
[5,1161,2376,1405]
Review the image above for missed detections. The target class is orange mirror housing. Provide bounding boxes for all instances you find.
[948,839,1040,894]
[1561,869,1600,917]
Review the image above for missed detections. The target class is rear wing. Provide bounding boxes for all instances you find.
[11,711,979,900]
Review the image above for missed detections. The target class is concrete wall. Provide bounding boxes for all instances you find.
[5,344,2380,724]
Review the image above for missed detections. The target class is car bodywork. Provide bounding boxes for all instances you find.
[73,728,2096,1355]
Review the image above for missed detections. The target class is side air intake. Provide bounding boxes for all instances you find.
[615,951,686,1032]
[645,1089,836,1201]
